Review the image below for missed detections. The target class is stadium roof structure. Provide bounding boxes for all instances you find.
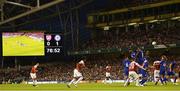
[1,0,180,28]
[87,0,180,29]
[0,0,65,26]
[1,0,179,29]
[0,0,97,29]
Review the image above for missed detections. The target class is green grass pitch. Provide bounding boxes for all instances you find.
[3,35,44,56]
[0,82,179,91]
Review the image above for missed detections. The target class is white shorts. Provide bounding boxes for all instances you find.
[30,73,36,79]
[73,69,82,78]
[154,70,160,81]
[106,72,111,77]
[129,71,139,80]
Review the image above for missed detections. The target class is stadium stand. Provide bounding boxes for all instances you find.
[82,27,180,50]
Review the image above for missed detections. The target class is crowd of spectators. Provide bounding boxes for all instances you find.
[82,27,180,50]
[0,67,29,84]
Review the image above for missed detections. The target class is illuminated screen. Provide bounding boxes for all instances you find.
[3,32,44,56]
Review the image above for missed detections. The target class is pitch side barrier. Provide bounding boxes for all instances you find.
[27,80,126,84]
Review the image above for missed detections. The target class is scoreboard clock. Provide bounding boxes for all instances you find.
[45,33,63,55]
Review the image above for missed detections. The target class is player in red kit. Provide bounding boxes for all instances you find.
[67,60,85,88]
[153,60,161,85]
[104,65,112,84]
[124,58,146,87]
[30,63,39,87]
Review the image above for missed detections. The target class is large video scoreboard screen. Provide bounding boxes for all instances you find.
[45,33,63,55]
[2,32,45,56]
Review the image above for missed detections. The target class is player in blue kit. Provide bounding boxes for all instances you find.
[130,50,136,59]
[123,54,131,82]
[167,56,178,85]
[139,57,148,86]
[136,48,144,65]
[159,55,168,85]
[136,48,146,84]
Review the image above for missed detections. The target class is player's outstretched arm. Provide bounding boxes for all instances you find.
[136,62,146,70]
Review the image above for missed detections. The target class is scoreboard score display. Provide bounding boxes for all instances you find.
[45,33,63,55]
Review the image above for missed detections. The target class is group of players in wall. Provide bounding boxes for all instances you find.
[122,48,178,86]
[30,48,178,87]
[102,48,178,87]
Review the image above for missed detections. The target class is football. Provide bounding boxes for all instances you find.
[152,41,157,45]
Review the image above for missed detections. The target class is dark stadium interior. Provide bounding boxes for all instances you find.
[0,0,180,85]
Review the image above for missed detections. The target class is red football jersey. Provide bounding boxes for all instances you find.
[129,61,141,72]
[31,66,37,73]
[153,61,160,70]
[76,63,85,71]
[106,66,111,72]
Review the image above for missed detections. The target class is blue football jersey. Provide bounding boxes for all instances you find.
[168,61,176,72]
[137,50,144,65]
[160,60,166,71]
[123,58,130,70]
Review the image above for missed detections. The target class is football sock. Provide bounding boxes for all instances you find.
[74,77,83,85]
[68,78,76,85]
[174,77,177,83]
[141,79,147,85]
[160,78,164,84]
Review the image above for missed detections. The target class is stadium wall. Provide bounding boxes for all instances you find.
[26,79,180,84]
[27,80,124,84]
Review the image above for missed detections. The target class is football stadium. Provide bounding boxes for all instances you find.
[0,0,180,91]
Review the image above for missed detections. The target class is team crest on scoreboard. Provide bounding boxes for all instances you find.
[54,35,61,41]
[46,35,52,41]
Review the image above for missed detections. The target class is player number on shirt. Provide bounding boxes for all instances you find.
[126,63,129,67]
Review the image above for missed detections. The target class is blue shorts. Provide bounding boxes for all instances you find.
[137,69,142,74]
[141,72,148,77]
[124,71,129,77]
[160,70,166,75]
[167,71,175,76]
[140,70,147,77]
[137,60,144,66]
